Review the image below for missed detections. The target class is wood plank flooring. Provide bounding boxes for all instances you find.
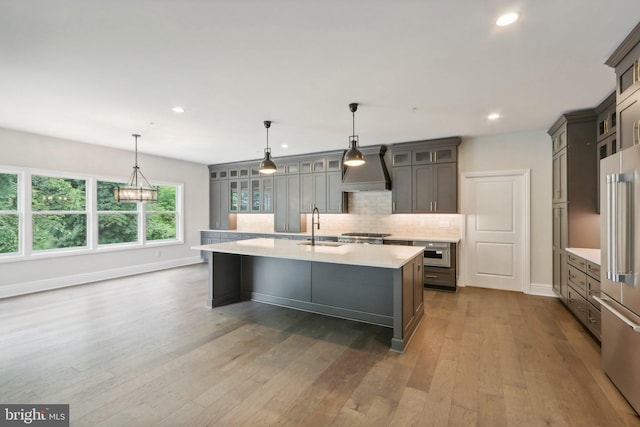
[1,264,639,426]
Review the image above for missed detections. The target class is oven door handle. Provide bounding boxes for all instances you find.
[593,295,640,333]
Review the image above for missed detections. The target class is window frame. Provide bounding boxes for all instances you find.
[0,168,23,258]
[0,166,184,263]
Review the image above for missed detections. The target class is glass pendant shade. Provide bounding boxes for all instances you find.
[343,102,365,167]
[259,120,277,174]
[114,134,158,202]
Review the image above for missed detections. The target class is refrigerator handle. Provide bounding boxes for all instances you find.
[608,173,636,285]
[593,295,640,332]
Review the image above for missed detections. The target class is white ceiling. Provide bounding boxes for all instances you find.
[2,1,640,165]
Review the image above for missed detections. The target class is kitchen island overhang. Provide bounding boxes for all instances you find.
[192,238,425,353]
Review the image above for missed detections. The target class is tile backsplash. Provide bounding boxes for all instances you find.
[236,191,461,238]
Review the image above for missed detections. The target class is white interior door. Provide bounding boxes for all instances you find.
[463,170,529,292]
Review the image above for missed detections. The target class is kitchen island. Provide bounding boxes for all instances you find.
[193,238,425,352]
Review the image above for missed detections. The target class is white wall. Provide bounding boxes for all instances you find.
[457,129,552,292]
[0,127,209,297]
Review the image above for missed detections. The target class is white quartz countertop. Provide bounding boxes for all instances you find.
[200,229,460,244]
[566,247,601,265]
[193,238,424,269]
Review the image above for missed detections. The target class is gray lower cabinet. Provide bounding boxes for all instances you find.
[275,174,304,232]
[565,251,601,341]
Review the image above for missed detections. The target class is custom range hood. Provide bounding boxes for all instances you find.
[341,145,391,192]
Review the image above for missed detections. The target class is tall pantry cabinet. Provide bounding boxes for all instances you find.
[549,110,599,302]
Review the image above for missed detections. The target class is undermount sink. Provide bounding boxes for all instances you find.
[297,241,344,247]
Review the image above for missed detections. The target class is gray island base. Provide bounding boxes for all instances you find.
[193,238,425,353]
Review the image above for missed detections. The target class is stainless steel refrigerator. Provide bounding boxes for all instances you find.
[597,143,640,414]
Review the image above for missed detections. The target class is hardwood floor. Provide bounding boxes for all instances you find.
[1,264,639,426]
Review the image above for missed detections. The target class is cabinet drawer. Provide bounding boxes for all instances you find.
[587,261,600,280]
[567,253,586,270]
[567,286,588,324]
[567,264,587,295]
[587,303,601,340]
[423,267,455,287]
[587,275,601,309]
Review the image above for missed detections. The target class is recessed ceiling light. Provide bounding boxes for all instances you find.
[172,106,185,113]
[496,12,519,26]
[281,144,288,148]
[488,113,500,120]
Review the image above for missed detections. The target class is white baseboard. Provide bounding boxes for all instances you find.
[0,256,204,299]
[528,282,557,298]
[455,281,556,298]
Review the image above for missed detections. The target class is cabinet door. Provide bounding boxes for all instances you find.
[210,180,221,229]
[229,181,239,212]
[300,174,314,213]
[413,258,423,316]
[251,179,261,212]
[552,149,567,203]
[615,42,640,103]
[327,171,346,213]
[392,166,412,213]
[274,175,288,232]
[618,94,640,151]
[261,177,273,213]
[552,247,568,299]
[402,261,414,334]
[552,127,567,154]
[313,173,327,212]
[239,180,249,212]
[552,203,568,249]
[413,165,435,213]
[286,175,301,231]
[434,163,457,213]
[392,150,411,167]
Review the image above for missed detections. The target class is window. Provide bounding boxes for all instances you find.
[0,173,19,254]
[97,181,138,245]
[145,185,177,241]
[0,167,182,262]
[31,175,87,251]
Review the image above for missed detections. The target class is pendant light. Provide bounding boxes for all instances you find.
[259,120,277,174]
[343,102,365,167]
[114,134,158,202]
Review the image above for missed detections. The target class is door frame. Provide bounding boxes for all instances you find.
[460,169,531,293]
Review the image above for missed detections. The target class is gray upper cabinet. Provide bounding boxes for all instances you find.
[413,163,457,213]
[327,170,347,213]
[208,165,236,230]
[392,166,412,213]
[606,22,640,151]
[275,174,304,232]
[299,153,345,214]
[390,137,460,214]
[596,92,616,142]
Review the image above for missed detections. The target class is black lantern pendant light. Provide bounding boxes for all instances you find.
[259,120,277,174]
[114,134,158,202]
[343,102,365,167]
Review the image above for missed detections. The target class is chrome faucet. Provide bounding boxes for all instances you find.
[311,206,320,246]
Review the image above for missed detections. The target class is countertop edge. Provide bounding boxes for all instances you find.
[566,247,601,265]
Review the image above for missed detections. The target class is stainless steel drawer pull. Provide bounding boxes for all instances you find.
[425,274,438,279]
[593,295,640,332]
